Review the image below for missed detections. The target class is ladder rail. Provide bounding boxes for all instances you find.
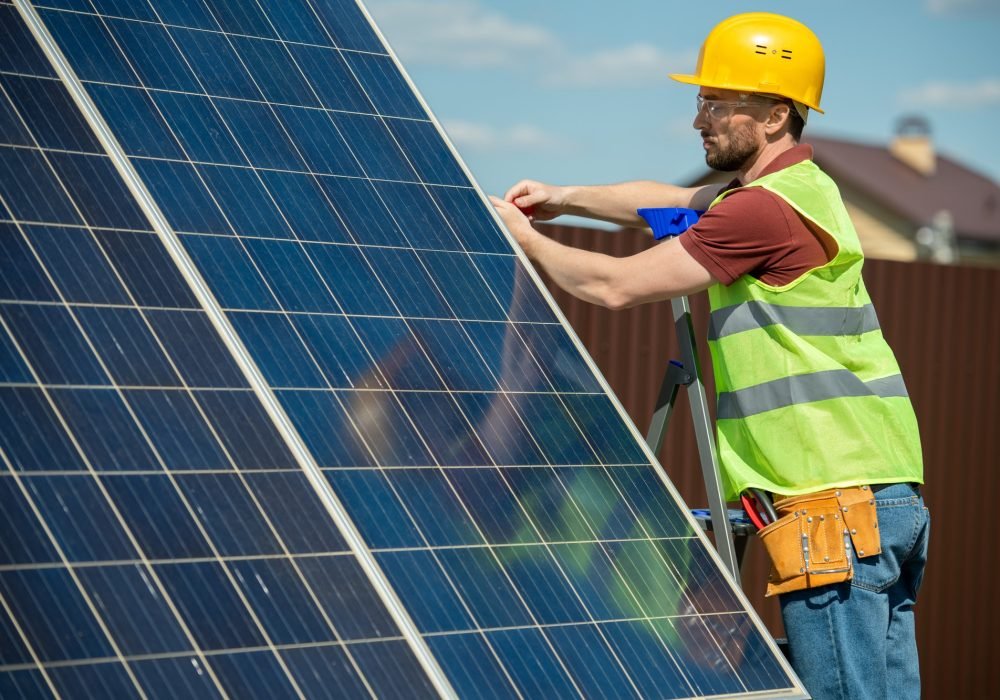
[671,296,740,579]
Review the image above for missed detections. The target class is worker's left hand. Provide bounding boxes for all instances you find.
[490,195,539,254]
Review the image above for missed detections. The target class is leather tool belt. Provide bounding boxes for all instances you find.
[758,485,881,597]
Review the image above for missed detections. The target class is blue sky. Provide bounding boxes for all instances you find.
[365,0,1000,208]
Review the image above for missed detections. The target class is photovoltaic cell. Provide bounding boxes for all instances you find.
[0,1,804,698]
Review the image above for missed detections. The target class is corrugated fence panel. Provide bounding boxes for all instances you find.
[538,224,1000,700]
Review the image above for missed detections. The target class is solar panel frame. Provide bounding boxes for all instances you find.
[0,1,808,698]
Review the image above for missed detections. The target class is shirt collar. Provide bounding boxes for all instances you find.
[727,144,814,189]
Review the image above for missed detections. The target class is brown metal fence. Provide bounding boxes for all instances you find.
[537,223,1000,699]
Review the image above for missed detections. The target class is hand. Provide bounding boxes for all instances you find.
[490,196,540,255]
[503,179,566,221]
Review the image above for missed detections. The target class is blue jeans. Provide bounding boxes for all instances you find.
[779,483,930,700]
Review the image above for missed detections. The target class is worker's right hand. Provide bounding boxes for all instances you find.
[503,180,566,221]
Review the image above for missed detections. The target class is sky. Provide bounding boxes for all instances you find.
[363,0,1000,218]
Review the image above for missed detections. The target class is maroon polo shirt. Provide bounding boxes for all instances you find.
[679,144,833,287]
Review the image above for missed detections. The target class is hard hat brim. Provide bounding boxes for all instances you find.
[668,73,700,86]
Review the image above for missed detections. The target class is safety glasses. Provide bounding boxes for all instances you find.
[696,95,778,121]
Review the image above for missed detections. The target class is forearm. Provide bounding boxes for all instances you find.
[560,181,722,227]
[492,194,717,307]
[525,234,631,309]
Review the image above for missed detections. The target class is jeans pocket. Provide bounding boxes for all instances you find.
[850,496,925,593]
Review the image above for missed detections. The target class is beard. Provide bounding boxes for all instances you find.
[704,120,759,171]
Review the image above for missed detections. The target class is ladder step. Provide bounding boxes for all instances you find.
[690,508,759,536]
[774,637,791,660]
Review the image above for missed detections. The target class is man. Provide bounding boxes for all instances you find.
[491,12,929,700]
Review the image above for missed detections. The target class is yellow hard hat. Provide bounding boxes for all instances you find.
[669,12,825,113]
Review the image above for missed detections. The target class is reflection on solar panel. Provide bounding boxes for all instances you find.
[0,1,806,697]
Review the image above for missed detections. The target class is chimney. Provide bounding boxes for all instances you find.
[890,115,936,176]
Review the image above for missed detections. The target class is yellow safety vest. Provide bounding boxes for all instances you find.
[706,159,923,500]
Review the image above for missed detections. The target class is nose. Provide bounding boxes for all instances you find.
[693,108,709,130]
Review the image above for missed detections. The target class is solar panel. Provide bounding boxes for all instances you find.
[0,1,806,698]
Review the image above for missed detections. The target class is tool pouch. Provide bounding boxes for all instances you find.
[758,486,881,597]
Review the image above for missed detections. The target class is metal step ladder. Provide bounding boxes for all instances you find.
[637,207,789,658]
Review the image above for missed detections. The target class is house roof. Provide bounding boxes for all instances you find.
[805,134,1000,243]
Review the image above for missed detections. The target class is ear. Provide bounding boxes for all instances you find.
[763,103,792,136]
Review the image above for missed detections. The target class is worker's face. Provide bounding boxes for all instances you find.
[693,88,769,171]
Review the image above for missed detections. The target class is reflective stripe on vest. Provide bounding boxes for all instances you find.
[708,301,881,341]
[717,370,909,420]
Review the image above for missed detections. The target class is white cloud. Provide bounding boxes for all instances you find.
[367,0,691,90]
[899,78,1000,107]
[543,43,695,88]
[443,119,569,152]
[506,124,557,149]
[926,0,1000,15]
[365,0,557,68]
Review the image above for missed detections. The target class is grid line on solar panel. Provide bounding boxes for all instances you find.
[0,74,432,129]
[0,632,418,668]
[0,531,701,564]
[31,1,393,55]
[0,589,767,696]
[0,136,483,179]
[0,74,431,119]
